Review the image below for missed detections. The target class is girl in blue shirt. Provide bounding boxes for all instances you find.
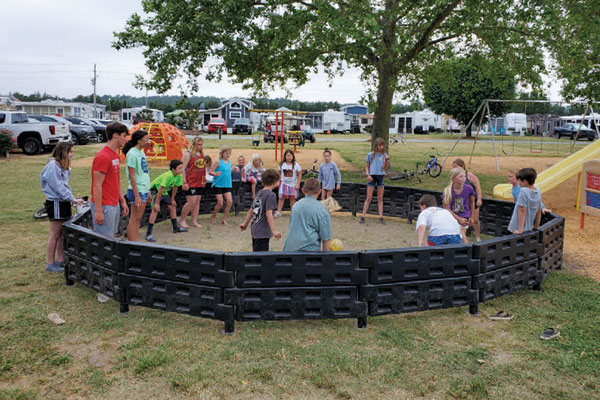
[210,146,233,225]
[360,138,390,225]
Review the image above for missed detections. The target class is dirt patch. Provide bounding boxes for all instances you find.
[445,155,564,176]
[71,148,355,171]
[148,212,418,252]
[57,340,117,370]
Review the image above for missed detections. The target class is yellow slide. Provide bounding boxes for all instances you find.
[493,140,600,200]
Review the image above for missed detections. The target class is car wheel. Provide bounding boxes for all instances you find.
[21,137,42,155]
[71,134,80,145]
[310,136,316,143]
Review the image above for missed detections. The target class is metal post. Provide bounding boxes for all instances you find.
[486,101,499,172]
[468,101,488,166]
[218,127,222,140]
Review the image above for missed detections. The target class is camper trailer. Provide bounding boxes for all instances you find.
[390,110,442,134]
[322,110,351,133]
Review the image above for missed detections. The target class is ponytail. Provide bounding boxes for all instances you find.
[123,130,147,155]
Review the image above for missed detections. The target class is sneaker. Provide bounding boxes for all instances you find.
[173,226,188,233]
[359,217,365,224]
[146,234,156,242]
[273,211,282,218]
[45,263,64,273]
[540,327,560,340]
[379,218,386,225]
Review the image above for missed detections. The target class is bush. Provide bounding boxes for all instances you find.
[0,129,14,155]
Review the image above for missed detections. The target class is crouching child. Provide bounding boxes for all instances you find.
[145,159,188,242]
[416,194,462,247]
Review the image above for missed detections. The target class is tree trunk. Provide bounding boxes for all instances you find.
[371,63,396,149]
[465,121,472,138]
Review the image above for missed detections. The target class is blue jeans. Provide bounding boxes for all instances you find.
[90,203,120,238]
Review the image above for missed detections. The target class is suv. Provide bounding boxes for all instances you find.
[29,115,96,145]
[65,117,104,142]
[232,118,252,134]
[555,123,596,141]
[207,118,228,133]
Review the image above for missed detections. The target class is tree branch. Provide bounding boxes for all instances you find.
[424,34,458,47]
[397,0,462,68]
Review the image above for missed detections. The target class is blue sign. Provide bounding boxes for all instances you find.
[586,191,600,209]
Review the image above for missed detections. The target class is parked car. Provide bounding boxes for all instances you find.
[555,123,597,141]
[0,111,71,155]
[207,118,228,133]
[232,118,252,135]
[29,115,96,145]
[66,117,105,142]
[263,130,288,143]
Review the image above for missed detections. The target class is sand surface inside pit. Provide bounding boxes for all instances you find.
[71,148,355,171]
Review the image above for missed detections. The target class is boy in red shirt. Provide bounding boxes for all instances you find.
[91,122,129,237]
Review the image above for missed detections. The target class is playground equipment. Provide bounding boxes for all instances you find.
[493,138,600,200]
[250,109,308,161]
[577,160,600,228]
[125,122,189,163]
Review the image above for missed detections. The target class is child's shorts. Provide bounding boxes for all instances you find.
[427,234,462,246]
[367,174,385,188]
[185,187,204,196]
[150,189,174,207]
[279,184,298,198]
[213,186,232,195]
[45,200,72,221]
[126,189,149,204]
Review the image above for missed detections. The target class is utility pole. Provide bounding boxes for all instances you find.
[92,64,97,118]
[145,88,148,108]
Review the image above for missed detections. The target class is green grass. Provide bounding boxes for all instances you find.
[0,139,599,399]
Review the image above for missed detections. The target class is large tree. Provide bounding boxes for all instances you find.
[422,56,516,135]
[114,0,559,144]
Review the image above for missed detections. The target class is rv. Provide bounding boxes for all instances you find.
[121,107,165,124]
[322,110,351,133]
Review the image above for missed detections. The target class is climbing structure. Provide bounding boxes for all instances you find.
[125,122,189,163]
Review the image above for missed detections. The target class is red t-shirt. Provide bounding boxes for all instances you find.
[91,146,121,206]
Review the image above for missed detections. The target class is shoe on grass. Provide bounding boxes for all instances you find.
[487,311,513,321]
[173,226,188,233]
[146,234,156,242]
[45,263,64,273]
[359,217,365,224]
[379,218,386,225]
[540,327,560,340]
[273,211,282,218]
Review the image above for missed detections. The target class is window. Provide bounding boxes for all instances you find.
[361,118,368,124]
[230,101,241,109]
[230,111,241,119]
[0,113,5,123]
[389,116,395,128]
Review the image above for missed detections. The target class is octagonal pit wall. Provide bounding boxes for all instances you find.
[62,182,564,333]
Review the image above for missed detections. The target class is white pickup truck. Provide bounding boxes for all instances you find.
[0,111,71,155]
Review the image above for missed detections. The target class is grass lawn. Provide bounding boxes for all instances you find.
[0,139,598,399]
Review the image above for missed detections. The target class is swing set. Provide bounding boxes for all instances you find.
[249,109,308,161]
[441,99,600,171]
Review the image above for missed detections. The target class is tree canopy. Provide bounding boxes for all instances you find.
[115,0,569,143]
[422,56,516,134]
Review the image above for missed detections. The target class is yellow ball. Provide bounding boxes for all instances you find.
[330,239,344,251]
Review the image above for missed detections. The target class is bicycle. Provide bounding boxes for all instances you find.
[33,196,89,219]
[302,159,319,179]
[386,163,421,183]
[417,147,442,177]
[389,133,406,145]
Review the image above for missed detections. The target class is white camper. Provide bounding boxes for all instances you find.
[322,110,351,133]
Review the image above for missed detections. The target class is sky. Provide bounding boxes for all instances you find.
[0,0,563,103]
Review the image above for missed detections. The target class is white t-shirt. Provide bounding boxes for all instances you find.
[279,162,302,186]
[416,207,461,236]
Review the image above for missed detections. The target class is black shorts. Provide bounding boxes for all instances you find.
[252,238,270,252]
[213,187,232,195]
[45,200,72,221]
[185,187,204,196]
[150,190,173,207]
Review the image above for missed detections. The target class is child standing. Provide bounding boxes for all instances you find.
[416,194,462,247]
[276,149,302,217]
[507,168,551,214]
[239,169,282,251]
[318,149,341,200]
[210,146,233,225]
[145,159,188,242]
[360,138,390,225]
[41,142,84,272]
[244,153,265,199]
[442,167,475,243]
[179,137,207,229]
[232,154,246,196]
[452,159,482,241]
[508,168,542,234]
[123,130,151,242]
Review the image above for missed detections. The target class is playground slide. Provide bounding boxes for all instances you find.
[493,139,600,200]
